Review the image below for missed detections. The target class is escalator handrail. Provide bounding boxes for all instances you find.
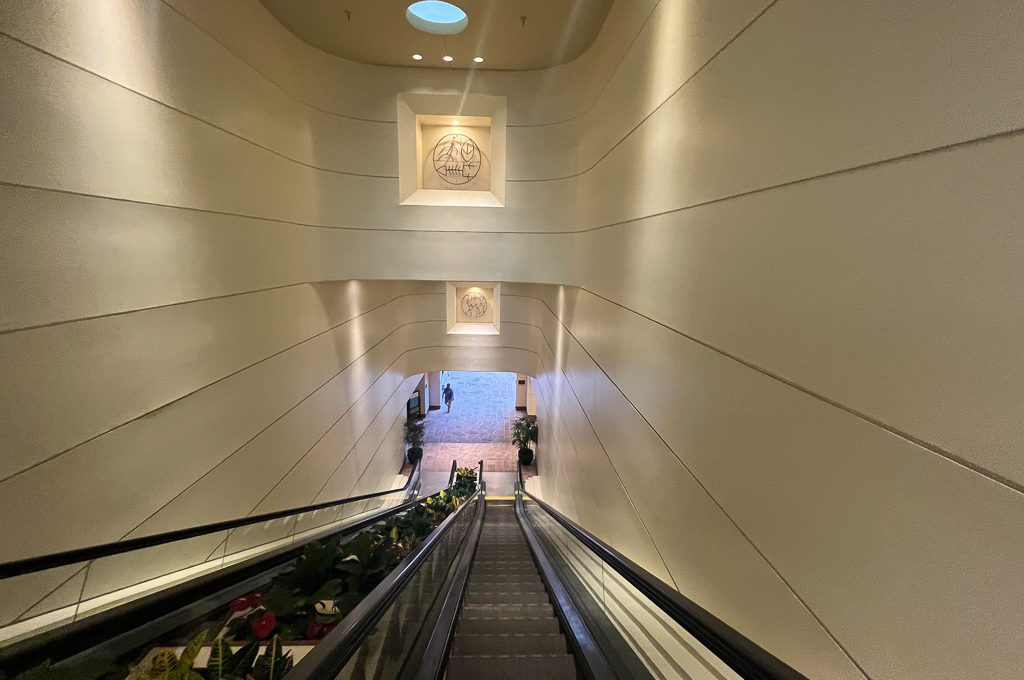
[286,485,484,680]
[0,461,422,579]
[517,469,809,680]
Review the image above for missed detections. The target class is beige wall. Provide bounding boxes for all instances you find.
[1,0,1022,677]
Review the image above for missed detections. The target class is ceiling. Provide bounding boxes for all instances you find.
[258,0,614,71]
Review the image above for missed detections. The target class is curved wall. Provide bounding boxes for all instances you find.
[1,0,1023,677]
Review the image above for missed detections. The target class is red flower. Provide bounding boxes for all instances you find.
[305,621,337,640]
[229,594,263,612]
[250,611,276,639]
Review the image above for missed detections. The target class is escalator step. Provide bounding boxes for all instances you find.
[467,581,546,594]
[464,591,550,605]
[461,603,554,619]
[451,633,568,656]
[457,617,561,635]
[445,654,576,680]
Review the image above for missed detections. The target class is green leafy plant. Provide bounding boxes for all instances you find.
[404,419,425,463]
[205,638,259,680]
[252,636,293,680]
[511,416,538,465]
[148,630,207,680]
[451,468,478,499]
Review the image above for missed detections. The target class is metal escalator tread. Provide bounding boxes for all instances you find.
[446,502,576,680]
[445,654,577,680]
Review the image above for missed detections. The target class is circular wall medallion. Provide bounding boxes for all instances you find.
[460,292,488,319]
[432,133,482,185]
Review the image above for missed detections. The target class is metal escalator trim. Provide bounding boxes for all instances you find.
[513,487,617,680]
[286,487,483,680]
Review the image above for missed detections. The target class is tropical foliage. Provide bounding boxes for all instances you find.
[404,419,425,449]
[511,416,538,450]
[222,477,477,644]
[9,475,480,680]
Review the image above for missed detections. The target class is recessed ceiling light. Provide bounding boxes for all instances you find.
[412,54,423,61]
[442,55,454,62]
[451,120,460,126]
[407,1,469,35]
[473,56,484,63]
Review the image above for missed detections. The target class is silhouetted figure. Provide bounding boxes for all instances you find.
[443,383,455,413]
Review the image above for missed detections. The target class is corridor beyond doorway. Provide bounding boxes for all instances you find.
[419,371,525,494]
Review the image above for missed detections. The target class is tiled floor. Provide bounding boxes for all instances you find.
[418,371,530,495]
[423,371,517,443]
[421,442,520,472]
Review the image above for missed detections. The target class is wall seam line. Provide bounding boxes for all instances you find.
[520,321,681,591]
[3,125,1020,241]
[513,293,871,678]
[0,307,443,485]
[161,0,655,130]
[0,32,398,180]
[526,287,1024,498]
[507,0,780,181]
[158,0,396,125]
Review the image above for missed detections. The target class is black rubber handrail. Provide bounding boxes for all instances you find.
[517,464,808,680]
[0,462,421,579]
[286,486,484,680]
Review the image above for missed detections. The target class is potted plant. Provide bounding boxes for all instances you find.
[404,418,425,464]
[512,416,538,466]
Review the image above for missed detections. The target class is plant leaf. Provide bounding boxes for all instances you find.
[148,649,178,677]
[227,639,259,675]
[176,631,207,672]
[309,578,343,603]
[206,638,231,680]
[253,636,293,680]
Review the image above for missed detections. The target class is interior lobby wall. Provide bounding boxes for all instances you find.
[1,0,1022,676]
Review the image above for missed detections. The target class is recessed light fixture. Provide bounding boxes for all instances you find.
[473,56,484,63]
[412,53,423,61]
[442,55,454,62]
[406,1,468,35]
[451,120,460,126]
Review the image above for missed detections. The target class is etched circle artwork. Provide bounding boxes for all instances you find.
[432,133,482,185]
[460,292,488,319]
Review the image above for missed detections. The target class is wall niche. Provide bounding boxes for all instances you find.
[446,282,501,335]
[398,93,506,208]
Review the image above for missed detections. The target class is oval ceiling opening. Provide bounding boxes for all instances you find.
[406,1,469,35]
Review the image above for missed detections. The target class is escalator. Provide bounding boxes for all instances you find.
[1,461,809,680]
[445,500,574,679]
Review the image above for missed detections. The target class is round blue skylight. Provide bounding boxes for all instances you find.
[406,1,468,35]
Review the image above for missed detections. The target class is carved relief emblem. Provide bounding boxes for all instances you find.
[460,292,488,319]
[432,133,482,185]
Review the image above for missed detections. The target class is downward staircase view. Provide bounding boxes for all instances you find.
[447,499,575,680]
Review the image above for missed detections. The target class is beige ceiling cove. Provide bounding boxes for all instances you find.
[258,0,614,70]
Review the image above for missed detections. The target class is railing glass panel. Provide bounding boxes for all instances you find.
[333,494,480,680]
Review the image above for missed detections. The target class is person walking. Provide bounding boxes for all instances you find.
[442,383,455,413]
